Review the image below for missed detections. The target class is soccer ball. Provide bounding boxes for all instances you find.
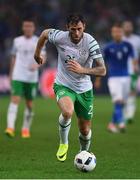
[74,151,96,172]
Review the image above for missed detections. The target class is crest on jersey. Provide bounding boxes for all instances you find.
[79,49,86,56]
[123,47,128,53]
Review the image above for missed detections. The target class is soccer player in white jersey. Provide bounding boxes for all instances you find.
[5,19,45,138]
[123,21,140,123]
[34,14,106,162]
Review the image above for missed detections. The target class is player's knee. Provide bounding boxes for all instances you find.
[62,109,73,120]
[11,96,20,105]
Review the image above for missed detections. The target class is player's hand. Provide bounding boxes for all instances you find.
[67,60,85,74]
[34,54,44,65]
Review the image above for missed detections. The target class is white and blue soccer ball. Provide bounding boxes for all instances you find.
[74,151,96,172]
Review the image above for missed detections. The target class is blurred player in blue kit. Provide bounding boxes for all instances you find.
[104,23,138,133]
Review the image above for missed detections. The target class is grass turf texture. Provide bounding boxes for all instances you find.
[0,96,140,179]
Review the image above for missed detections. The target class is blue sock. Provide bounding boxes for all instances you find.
[112,103,123,124]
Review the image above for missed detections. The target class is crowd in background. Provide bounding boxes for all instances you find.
[0,0,140,74]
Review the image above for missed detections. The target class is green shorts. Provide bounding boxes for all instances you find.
[11,80,38,100]
[131,74,138,91]
[53,83,94,120]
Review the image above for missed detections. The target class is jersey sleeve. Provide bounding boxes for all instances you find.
[89,37,103,60]
[48,29,62,45]
[11,39,17,56]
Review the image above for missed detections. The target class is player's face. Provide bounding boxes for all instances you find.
[22,21,35,38]
[67,21,85,44]
[123,22,133,36]
[111,27,123,42]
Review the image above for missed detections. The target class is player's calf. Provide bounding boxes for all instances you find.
[59,113,71,144]
[79,129,92,152]
[109,101,126,133]
[78,119,92,151]
[5,101,19,136]
[21,106,34,138]
[56,114,71,162]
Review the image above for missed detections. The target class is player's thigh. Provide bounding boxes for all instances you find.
[108,77,123,102]
[58,96,74,117]
[53,83,76,117]
[11,80,23,104]
[75,90,94,121]
[24,82,38,101]
[11,96,21,104]
[122,77,131,101]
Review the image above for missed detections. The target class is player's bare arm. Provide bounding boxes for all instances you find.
[67,58,106,76]
[9,55,16,81]
[34,29,50,64]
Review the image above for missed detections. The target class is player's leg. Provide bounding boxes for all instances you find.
[56,96,74,161]
[21,99,34,138]
[21,82,37,138]
[58,97,74,143]
[124,74,138,123]
[54,84,75,161]
[5,81,22,137]
[78,118,92,151]
[75,89,93,151]
[108,77,125,133]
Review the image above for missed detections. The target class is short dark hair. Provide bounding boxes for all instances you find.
[22,17,35,23]
[66,14,85,25]
[112,22,122,28]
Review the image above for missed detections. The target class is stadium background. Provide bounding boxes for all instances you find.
[0,0,140,95]
[0,0,140,179]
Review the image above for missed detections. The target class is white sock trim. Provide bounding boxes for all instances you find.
[59,114,71,127]
[79,130,92,151]
[79,129,92,141]
[59,114,71,144]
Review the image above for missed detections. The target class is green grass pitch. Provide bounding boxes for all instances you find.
[0,96,140,179]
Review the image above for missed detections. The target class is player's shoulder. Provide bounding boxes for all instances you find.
[13,35,24,42]
[32,35,39,42]
[122,40,133,48]
[132,34,140,40]
[105,41,114,49]
[49,29,66,38]
[32,35,39,39]
[84,32,96,43]
[48,28,67,44]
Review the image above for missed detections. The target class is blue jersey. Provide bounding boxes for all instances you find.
[104,41,134,77]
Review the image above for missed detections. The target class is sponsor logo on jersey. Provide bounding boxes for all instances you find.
[65,55,75,63]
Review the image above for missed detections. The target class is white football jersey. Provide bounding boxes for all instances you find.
[48,29,103,93]
[123,34,140,74]
[11,35,45,83]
